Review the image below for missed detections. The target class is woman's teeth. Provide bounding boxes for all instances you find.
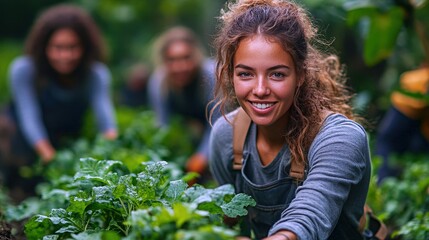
[252,103,273,109]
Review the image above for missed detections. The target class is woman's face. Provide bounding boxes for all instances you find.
[233,35,299,129]
[46,28,83,75]
[164,41,198,89]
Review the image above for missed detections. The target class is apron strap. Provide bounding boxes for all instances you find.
[233,107,251,170]
[232,107,334,182]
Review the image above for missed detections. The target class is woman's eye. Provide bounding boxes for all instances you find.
[237,72,252,78]
[271,72,285,79]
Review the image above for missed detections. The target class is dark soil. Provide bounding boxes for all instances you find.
[0,220,12,240]
[0,219,26,240]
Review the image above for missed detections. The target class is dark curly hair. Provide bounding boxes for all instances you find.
[24,4,106,82]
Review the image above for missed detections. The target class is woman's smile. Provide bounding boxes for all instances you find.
[233,34,298,130]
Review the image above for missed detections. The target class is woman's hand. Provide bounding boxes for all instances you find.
[103,129,118,140]
[35,139,56,163]
[263,231,296,240]
[236,237,251,240]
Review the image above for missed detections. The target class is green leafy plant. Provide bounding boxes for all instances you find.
[23,159,255,239]
[393,211,429,240]
[366,153,429,238]
[3,108,256,239]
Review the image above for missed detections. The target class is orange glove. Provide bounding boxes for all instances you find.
[185,153,208,186]
[185,153,207,174]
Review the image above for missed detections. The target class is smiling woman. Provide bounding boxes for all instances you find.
[147,26,219,185]
[45,28,84,76]
[0,4,117,203]
[208,0,372,239]
[233,35,298,132]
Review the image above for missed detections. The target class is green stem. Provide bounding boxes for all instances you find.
[118,198,133,235]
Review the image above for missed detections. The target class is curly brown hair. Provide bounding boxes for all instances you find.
[24,4,106,81]
[213,0,358,167]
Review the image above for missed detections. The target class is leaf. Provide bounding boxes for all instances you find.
[173,203,195,228]
[126,209,153,228]
[153,206,175,226]
[181,171,200,183]
[70,231,122,240]
[48,208,70,225]
[141,161,168,177]
[186,184,253,217]
[92,186,115,205]
[74,158,125,185]
[193,194,213,205]
[164,180,188,202]
[135,175,157,201]
[196,201,223,215]
[345,2,406,66]
[42,189,72,202]
[211,184,235,196]
[114,175,140,203]
[5,197,45,221]
[55,225,80,234]
[221,193,256,218]
[182,184,208,202]
[67,191,93,216]
[174,225,237,240]
[42,235,60,240]
[345,3,378,26]
[100,231,122,240]
[209,184,235,205]
[25,215,55,240]
[363,6,404,65]
[394,212,429,240]
[112,181,127,199]
[71,232,102,240]
[135,161,169,201]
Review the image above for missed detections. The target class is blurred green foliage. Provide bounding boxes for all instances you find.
[74,0,225,86]
[344,0,429,113]
[0,40,22,104]
[1,0,427,118]
[302,0,429,120]
[0,0,225,106]
[1,0,428,106]
[345,0,429,67]
[367,153,429,238]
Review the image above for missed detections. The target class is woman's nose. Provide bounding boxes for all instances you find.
[252,77,270,96]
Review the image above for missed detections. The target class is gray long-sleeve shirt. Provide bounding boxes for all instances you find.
[9,56,117,146]
[209,109,371,240]
[147,58,218,158]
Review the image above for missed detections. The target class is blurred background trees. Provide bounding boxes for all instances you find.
[0,0,428,124]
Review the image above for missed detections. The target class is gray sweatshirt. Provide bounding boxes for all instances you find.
[209,109,371,240]
[9,56,117,146]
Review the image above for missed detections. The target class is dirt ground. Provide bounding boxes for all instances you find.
[0,220,12,240]
[0,219,25,240]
